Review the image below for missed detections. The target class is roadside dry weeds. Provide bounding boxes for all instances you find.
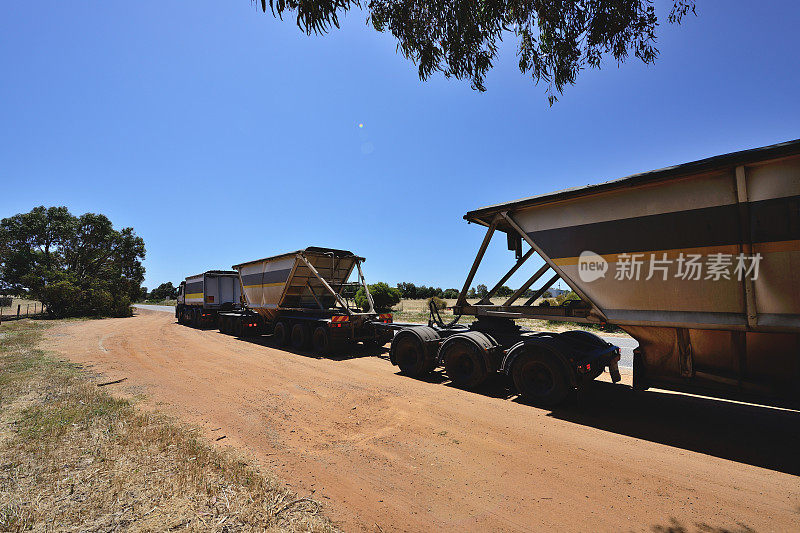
[0,319,335,532]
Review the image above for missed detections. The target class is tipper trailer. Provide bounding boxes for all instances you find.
[390,138,800,408]
[176,270,241,327]
[189,247,393,351]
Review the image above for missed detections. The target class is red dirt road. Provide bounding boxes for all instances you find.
[45,310,800,532]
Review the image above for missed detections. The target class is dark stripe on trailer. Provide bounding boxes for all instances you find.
[527,195,800,259]
[240,268,292,287]
[185,281,204,294]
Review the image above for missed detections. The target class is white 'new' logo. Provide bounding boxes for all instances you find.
[578,251,607,282]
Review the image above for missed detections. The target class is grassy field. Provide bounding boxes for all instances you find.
[0,298,43,318]
[0,319,334,532]
[391,298,625,335]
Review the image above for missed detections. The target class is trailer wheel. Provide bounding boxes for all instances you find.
[312,326,331,354]
[511,350,569,406]
[291,323,309,349]
[391,329,437,377]
[191,309,200,328]
[232,318,243,337]
[273,321,289,346]
[441,334,492,389]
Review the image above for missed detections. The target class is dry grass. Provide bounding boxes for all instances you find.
[0,298,43,318]
[0,320,336,532]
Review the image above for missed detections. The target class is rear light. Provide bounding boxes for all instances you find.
[378,313,393,323]
[578,362,592,373]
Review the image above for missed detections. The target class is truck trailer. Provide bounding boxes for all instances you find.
[389,138,800,408]
[179,247,393,352]
[176,270,241,327]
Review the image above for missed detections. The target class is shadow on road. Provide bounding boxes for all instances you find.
[401,369,800,476]
[183,319,800,477]
[547,380,800,476]
[231,331,392,362]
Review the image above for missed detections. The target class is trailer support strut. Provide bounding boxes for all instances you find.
[503,263,550,307]
[500,211,607,321]
[355,260,375,314]
[298,254,352,314]
[457,216,500,307]
[478,247,535,305]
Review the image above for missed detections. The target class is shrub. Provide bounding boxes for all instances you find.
[556,291,581,305]
[354,282,401,312]
[0,296,12,307]
[427,296,446,310]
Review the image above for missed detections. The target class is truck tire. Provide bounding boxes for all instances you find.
[440,332,494,389]
[291,323,309,349]
[191,308,200,328]
[273,321,289,347]
[312,326,332,354]
[232,317,243,337]
[219,316,229,334]
[391,328,438,377]
[511,349,570,406]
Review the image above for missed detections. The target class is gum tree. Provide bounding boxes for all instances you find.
[259,0,696,102]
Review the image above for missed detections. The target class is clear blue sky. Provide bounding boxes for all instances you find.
[2,1,799,291]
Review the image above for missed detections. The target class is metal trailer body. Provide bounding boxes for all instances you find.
[215,247,393,350]
[176,270,241,327]
[453,138,800,408]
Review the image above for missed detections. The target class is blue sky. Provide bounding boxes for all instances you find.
[2,1,799,291]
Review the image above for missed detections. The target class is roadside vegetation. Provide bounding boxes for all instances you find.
[0,319,335,532]
[0,206,145,318]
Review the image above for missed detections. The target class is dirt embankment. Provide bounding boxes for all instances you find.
[45,310,800,532]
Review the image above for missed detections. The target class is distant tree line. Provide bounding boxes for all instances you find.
[140,282,178,302]
[394,282,566,301]
[396,282,460,300]
[0,206,145,317]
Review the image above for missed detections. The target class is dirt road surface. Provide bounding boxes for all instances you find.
[45,310,800,532]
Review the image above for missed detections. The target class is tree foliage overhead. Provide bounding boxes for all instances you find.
[0,206,146,317]
[261,0,696,102]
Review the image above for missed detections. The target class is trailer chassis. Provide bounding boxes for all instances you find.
[388,211,621,406]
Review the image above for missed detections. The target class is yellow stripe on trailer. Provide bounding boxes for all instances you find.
[242,282,285,289]
[186,292,204,299]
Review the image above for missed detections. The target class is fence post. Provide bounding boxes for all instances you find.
[17,304,21,318]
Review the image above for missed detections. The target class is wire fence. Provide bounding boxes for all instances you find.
[0,300,46,323]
